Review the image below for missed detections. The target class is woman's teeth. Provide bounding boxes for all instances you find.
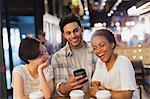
[98,53,105,57]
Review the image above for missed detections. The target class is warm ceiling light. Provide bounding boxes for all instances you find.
[71,0,79,6]
[100,0,107,10]
[136,2,150,15]
[127,6,137,16]
[108,0,122,17]
[107,13,111,17]
[128,2,150,16]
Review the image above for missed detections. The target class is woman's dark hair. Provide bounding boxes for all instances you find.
[59,13,81,33]
[91,28,116,49]
[19,37,41,63]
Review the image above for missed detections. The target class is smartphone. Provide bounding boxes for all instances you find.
[73,69,88,83]
[73,69,87,78]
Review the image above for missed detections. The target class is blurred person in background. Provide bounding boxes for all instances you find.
[143,33,150,45]
[90,29,137,99]
[51,13,97,96]
[37,30,56,56]
[129,35,139,46]
[12,37,54,99]
[115,34,127,47]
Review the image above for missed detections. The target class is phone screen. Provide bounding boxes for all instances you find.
[73,69,88,83]
[73,69,87,78]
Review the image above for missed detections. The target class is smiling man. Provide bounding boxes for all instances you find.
[51,13,97,96]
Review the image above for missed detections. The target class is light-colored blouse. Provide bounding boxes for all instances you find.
[12,64,53,96]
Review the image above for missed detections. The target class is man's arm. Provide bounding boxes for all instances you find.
[51,53,88,96]
[58,76,88,96]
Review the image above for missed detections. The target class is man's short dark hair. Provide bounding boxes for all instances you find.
[59,13,81,33]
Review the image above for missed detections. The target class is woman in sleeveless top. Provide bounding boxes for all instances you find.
[12,37,54,99]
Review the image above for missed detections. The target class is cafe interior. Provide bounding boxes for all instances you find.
[0,0,150,98]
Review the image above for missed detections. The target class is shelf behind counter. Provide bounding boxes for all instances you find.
[115,45,150,65]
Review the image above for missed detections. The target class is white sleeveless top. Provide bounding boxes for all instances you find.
[12,64,53,96]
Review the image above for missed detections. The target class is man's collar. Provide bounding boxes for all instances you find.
[64,41,92,57]
[65,42,72,57]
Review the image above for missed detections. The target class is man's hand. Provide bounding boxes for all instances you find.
[59,76,88,95]
[67,76,88,90]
